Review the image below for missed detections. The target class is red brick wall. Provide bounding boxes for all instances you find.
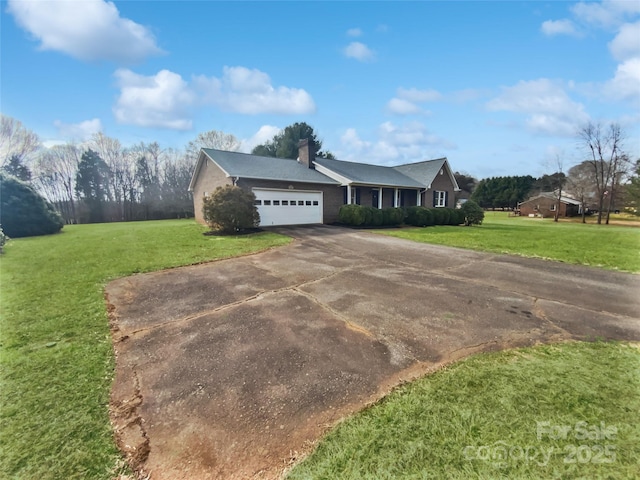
[191,158,233,224]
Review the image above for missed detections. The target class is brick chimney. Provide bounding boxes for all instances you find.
[298,138,316,169]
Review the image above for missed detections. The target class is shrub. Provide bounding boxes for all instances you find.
[362,206,375,226]
[440,208,452,225]
[460,199,485,226]
[339,204,366,226]
[451,208,465,225]
[445,208,462,225]
[370,207,384,226]
[404,207,435,227]
[202,185,260,233]
[417,207,434,226]
[382,207,405,226]
[404,206,421,226]
[0,172,64,238]
[430,208,446,225]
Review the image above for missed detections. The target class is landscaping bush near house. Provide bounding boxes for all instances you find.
[339,205,405,227]
[450,208,465,225]
[404,206,434,227]
[341,205,465,228]
[460,199,485,226]
[0,172,64,238]
[202,185,260,234]
[430,207,447,226]
[339,204,367,226]
[382,207,405,226]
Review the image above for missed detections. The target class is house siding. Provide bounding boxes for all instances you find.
[424,171,455,208]
[192,158,233,224]
[237,178,344,223]
[519,196,579,218]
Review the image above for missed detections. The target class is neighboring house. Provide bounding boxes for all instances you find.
[189,140,460,227]
[518,192,582,218]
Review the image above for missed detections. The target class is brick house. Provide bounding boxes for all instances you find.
[518,192,582,218]
[189,140,460,227]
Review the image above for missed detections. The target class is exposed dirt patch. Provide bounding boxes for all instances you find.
[106,225,640,479]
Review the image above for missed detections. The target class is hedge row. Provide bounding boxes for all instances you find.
[338,204,464,227]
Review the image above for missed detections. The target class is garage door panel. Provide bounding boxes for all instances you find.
[253,189,323,226]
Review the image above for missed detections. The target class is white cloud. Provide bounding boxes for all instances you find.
[604,57,640,103]
[343,42,376,62]
[571,0,640,29]
[541,19,580,36]
[54,118,103,140]
[113,69,195,130]
[397,87,443,103]
[386,87,442,115]
[194,66,316,115]
[486,79,590,136]
[7,0,163,63]
[240,125,281,153]
[609,21,640,61]
[338,122,455,165]
[346,28,363,37]
[387,98,424,115]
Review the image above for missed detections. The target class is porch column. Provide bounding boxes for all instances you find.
[394,188,399,207]
[346,184,352,204]
[416,190,421,206]
[378,188,383,209]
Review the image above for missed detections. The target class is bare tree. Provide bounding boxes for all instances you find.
[185,130,240,165]
[0,114,41,166]
[33,144,82,223]
[566,161,596,224]
[548,154,566,222]
[578,122,625,224]
[605,153,631,224]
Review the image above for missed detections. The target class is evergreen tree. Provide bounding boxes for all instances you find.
[251,122,333,159]
[75,149,111,223]
[1,155,32,182]
[0,172,63,237]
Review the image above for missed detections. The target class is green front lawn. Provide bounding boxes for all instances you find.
[0,220,290,479]
[287,341,640,479]
[378,212,640,273]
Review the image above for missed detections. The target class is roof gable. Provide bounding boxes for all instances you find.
[394,158,460,191]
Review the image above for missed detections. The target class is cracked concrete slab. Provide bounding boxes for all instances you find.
[105,225,640,479]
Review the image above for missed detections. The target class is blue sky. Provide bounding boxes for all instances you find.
[2,0,639,178]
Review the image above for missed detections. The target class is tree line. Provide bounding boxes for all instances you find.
[0,115,243,224]
[1,114,638,227]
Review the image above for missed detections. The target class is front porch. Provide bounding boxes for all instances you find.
[344,185,424,208]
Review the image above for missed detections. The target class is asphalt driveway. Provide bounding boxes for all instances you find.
[105,225,640,479]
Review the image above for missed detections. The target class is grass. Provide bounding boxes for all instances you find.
[287,341,640,479]
[378,212,640,273]
[0,220,290,479]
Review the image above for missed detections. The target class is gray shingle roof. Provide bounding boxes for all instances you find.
[201,149,339,185]
[314,157,424,188]
[393,158,448,188]
[522,192,582,205]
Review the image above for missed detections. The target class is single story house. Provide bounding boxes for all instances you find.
[189,139,460,227]
[518,192,582,218]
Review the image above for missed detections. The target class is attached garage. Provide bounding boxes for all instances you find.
[253,188,323,226]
